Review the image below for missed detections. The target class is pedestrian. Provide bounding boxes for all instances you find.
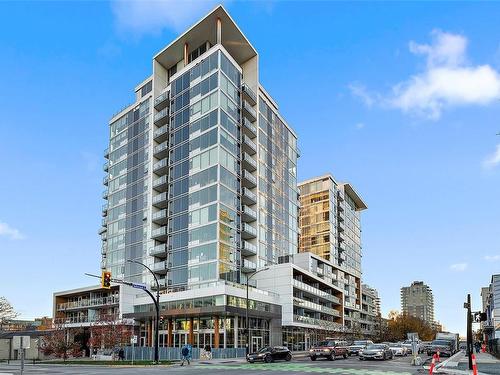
[180,344,190,366]
[474,341,481,353]
[118,348,125,361]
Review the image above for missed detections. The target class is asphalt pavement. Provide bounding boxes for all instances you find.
[0,354,432,375]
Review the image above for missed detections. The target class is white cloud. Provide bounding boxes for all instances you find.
[355,122,365,129]
[450,263,468,272]
[111,0,222,36]
[348,83,376,108]
[482,144,500,169]
[351,30,500,119]
[484,255,500,262]
[0,222,24,240]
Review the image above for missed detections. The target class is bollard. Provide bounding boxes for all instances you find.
[429,354,437,375]
[472,354,478,375]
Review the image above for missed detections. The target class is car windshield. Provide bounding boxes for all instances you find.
[317,340,335,347]
[258,347,272,353]
[353,341,366,345]
[366,344,385,350]
[432,340,451,346]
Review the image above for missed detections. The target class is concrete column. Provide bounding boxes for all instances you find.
[188,317,194,345]
[168,319,173,347]
[214,316,220,348]
[216,17,222,44]
[184,43,189,66]
[234,316,238,348]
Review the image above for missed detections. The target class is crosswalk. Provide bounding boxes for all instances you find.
[195,363,413,375]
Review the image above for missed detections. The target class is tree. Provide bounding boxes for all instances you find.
[88,314,133,350]
[0,296,18,329]
[385,312,437,342]
[40,327,83,361]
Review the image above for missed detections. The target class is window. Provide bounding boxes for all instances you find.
[189,204,217,226]
[190,91,218,118]
[189,147,218,172]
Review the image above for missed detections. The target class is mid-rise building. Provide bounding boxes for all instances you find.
[482,274,500,342]
[100,5,299,352]
[298,174,367,332]
[400,281,435,325]
[360,284,380,337]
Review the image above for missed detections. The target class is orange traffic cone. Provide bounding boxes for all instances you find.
[472,354,478,375]
[429,354,437,375]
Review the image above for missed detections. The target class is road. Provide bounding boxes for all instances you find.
[0,354,431,375]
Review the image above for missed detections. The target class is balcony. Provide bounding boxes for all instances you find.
[98,226,107,235]
[154,141,169,159]
[57,296,119,311]
[153,175,168,192]
[153,158,169,176]
[242,135,257,155]
[293,315,344,330]
[337,192,344,202]
[242,101,257,122]
[338,221,345,232]
[102,204,108,216]
[293,279,341,305]
[152,192,168,208]
[154,124,169,143]
[154,107,169,126]
[241,187,257,205]
[241,240,257,257]
[242,205,257,222]
[103,175,109,186]
[103,161,109,172]
[242,170,257,188]
[241,222,257,239]
[149,243,167,258]
[152,261,168,275]
[241,259,257,273]
[151,226,167,241]
[242,83,257,106]
[152,209,168,225]
[293,296,340,317]
[154,90,170,111]
[102,190,108,200]
[242,117,257,138]
[338,242,346,251]
[242,153,257,172]
[104,148,109,159]
[151,278,168,290]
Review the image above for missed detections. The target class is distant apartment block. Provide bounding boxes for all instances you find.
[360,284,381,336]
[400,281,435,325]
[298,174,367,331]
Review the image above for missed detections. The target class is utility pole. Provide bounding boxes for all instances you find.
[464,294,473,370]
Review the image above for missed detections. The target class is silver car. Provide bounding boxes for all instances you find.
[388,343,408,356]
[359,344,394,360]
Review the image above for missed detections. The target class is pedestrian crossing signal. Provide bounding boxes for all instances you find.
[101,271,111,289]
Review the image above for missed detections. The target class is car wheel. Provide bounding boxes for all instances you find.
[343,353,348,359]
[383,353,386,361]
[264,354,272,363]
[286,353,292,361]
[328,353,335,361]
[247,359,254,363]
[359,356,364,361]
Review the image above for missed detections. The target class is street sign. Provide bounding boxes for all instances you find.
[131,282,147,290]
[12,336,31,350]
[473,311,487,323]
[131,335,138,344]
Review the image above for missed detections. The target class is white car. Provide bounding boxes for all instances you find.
[388,344,408,356]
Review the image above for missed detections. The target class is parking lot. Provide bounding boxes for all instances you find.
[0,353,432,375]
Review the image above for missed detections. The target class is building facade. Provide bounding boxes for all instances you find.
[482,274,500,342]
[99,5,298,351]
[298,174,367,332]
[400,281,435,325]
[360,284,381,337]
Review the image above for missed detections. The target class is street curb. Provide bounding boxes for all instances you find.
[436,351,464,370]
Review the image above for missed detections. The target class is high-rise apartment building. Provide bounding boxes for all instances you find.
[482,274,500,341]
[298,174,367,331]
[360,284,381,337]
[400,281,435,325]
[100,5,299,351]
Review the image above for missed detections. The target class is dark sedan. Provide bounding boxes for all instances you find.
[247,346,292,363]
[359,344,394,360]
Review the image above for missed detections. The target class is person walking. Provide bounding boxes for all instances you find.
[180,344,191,366]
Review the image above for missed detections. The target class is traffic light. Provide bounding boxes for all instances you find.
[101,271,111,289]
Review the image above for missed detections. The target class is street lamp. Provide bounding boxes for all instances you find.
[245,267,269,355]
[127,259,161,364]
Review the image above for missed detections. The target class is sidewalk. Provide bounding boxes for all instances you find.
[438,351,500,375]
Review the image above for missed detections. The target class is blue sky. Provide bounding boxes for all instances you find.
[1,1,499,336]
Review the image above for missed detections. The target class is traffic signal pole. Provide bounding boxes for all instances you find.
[465,294,473,370]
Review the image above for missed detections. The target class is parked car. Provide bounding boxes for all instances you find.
[427,339,454,357]
[359,344,394,360]
[247,346,292,363]
[402,340,422,354]
[309,340,348,361]
[348,340,374,356]
[388,343,408,356]
[421,341,433,353]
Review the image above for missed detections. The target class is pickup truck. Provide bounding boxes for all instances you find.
[309,340,348,361]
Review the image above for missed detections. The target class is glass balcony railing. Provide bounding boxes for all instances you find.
[154,141,169,158]
[242,153,257,171]
[152,261,168,274]
[242,135,257,154]
[293,296,340,317]
[152,192,168,207]
[242,223,257,238]
[152,226,167,239]
[154,107,169,125]
[242,117,257,138]
[242,101,257,122]
[57,296,119,311]
[242,83,257,105]
[293,279,341,304]
[154,90,169,110]
[242,170,257,187]
[242,240,257,256]
[153,158,168,175]
[242,259,257,273]
[242,187,257,204]
[149,243,167,257]
[154,124,169,141]
[242,205,257,222]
